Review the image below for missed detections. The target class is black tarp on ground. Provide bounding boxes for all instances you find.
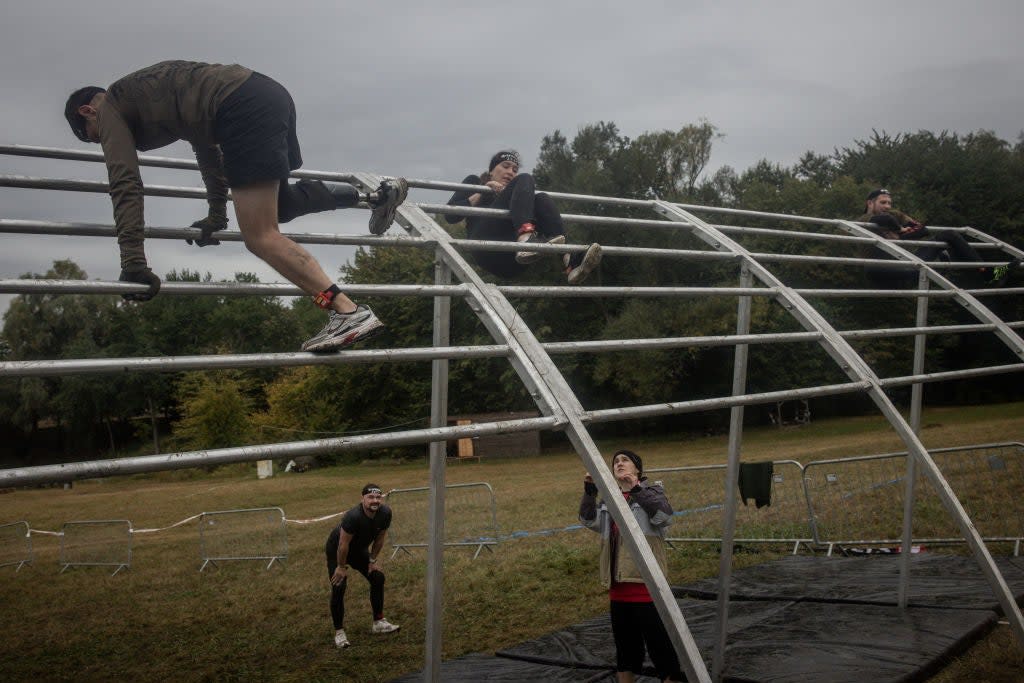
[387,652,617,682]
[391,555,1009,682]
[672,554,1024,611]
[494,598,995,683]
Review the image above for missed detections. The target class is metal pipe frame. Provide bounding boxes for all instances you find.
[712,263,753,680]
[2,142,1019,254]
[4,145,1024,676]
[656,202,1024,651]
[357,170,711,681]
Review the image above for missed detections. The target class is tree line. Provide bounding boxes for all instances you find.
[3,123,1023,464]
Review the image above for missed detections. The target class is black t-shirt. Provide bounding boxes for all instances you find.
[325,503,393,558]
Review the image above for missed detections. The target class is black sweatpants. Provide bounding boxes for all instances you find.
[467,173,572,278]
[610,600,683,680]
[326,552,385,629]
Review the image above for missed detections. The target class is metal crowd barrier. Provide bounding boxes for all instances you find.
[0,520,32,571]
[198,507,288,571]
[648,443,1024,556]
[386,482,499,559]
[59,519,132,576]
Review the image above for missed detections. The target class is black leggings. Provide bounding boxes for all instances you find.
[867,230,986,288]
[326,553,385,629]
[467,173,568,278]
[610,600,683,680]
[916,229,983,264]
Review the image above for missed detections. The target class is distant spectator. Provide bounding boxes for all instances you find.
[325,483,400,648]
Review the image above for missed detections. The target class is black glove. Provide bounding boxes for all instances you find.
[900,223,930,240]
[186,213,228,247]
[119,266,161,302]
[584,480,598,497]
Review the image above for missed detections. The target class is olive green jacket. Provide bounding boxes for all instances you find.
[95,61,251,268]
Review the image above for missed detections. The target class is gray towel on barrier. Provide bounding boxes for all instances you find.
[738,461,773,508]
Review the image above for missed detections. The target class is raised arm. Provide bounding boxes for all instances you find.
[631,481,673,528]
[97,104,160,300]
[444,174,484,224]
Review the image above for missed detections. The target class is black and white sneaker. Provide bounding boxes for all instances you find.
[515,231,543,264]
[566,243,603,285]
[368,178,408,235]
[301,305,384,352]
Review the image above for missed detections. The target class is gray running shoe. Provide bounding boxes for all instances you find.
[301,305,384,352]
[567,243,603,285]
[516,233,564,265]
[368,177,408,235]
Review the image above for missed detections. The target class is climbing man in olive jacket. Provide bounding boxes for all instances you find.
[64,60,407,351]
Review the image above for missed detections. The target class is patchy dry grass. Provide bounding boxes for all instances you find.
[0,403,1022,681]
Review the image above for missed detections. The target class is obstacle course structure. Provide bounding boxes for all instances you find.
[2,143,1024,682]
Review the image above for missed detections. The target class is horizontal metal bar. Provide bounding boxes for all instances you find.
[0,144,362,182]
[0,345,512,377]
[497,285,774,298]
[419,202,693,229]
[448,237,734,262]
[584,381,870,423]
[0,416,562,487]
[11,321,1020,379]
[0,174,210,199]
[672,201,842,226]
[840,321,1024,339]
[0,279,469,298]
[0,218,432,249]
[544,332,822,353]
[879,363,1024,388]
[5,217,1008,274]
[405,178,655,208]
[804,441,1022,467]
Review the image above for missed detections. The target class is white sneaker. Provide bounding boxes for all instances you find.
[566,243,603,285]
[334,628,350,648]
[301,305,385,352]
[372,618,400,634]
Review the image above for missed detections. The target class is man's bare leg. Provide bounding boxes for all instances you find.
[231,180,356,314]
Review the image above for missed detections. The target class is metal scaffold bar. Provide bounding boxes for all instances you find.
[0,416,560,488]
[4,142,1024,680]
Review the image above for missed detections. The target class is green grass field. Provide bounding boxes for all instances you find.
[1,404,1023,682]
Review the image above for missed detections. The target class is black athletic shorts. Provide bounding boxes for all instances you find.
[214,72,303,187]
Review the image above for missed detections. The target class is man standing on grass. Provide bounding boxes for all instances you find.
[325,483,400,648]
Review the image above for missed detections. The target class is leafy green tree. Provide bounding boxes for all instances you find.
[173,371,257,451]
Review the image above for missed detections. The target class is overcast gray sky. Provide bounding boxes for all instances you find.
[2,1,1023,316]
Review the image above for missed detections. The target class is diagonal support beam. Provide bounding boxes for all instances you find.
[358,173,712,683]
[655,201,1024,655]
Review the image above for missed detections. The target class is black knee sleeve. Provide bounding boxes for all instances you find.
[278,179,343,223]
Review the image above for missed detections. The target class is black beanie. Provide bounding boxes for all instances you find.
[64,86,106,142]
[488,149,521,171]
[613,449,643,476]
